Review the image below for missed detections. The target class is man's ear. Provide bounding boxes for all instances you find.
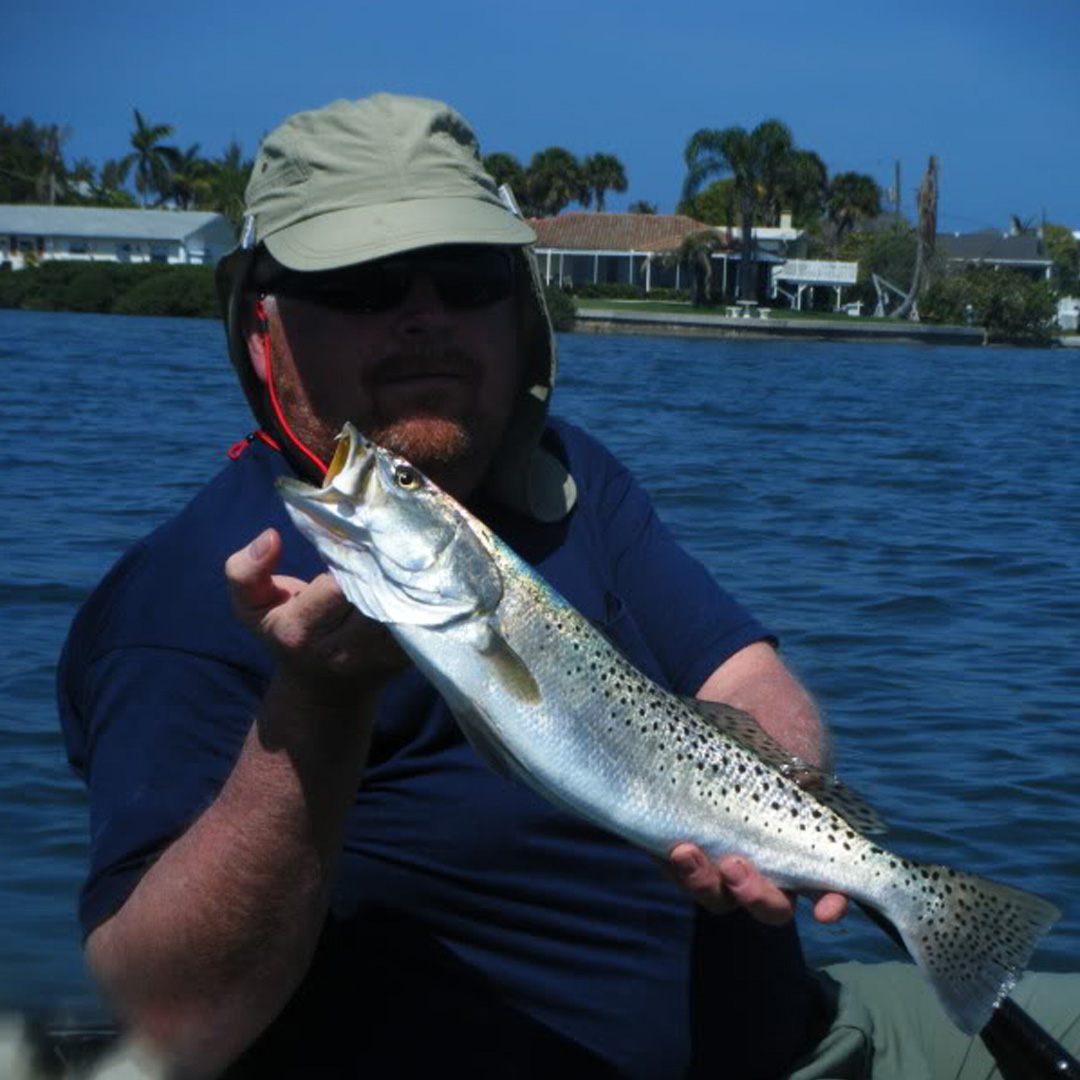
[245,296,270,384]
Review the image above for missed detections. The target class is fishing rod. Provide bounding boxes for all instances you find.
[856,902,1079,1079]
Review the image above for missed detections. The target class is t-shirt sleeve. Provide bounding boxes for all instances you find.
[66,643,263,937]
[588,442,773,696]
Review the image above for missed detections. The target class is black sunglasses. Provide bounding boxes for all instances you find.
[265,245,515,314]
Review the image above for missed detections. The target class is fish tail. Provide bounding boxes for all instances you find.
[888,861,1060,1035]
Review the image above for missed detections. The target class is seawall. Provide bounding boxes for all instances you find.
[574,307,985,346]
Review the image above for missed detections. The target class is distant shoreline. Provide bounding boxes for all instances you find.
[572,307,1079,348]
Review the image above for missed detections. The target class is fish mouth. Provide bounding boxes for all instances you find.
[276,423,375,507]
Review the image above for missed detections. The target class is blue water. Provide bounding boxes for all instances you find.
[1,308,1076,1020]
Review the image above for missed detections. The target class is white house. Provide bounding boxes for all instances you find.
[0,205,236,270]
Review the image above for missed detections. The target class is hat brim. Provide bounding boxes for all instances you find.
[263,197,536,272]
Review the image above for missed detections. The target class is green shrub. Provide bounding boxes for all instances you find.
[543,284,576,331]
[571,282,645,300]
[0,265,38,308]
[0,261,219,319]
[113,266,218,318]
[922,267,1057,344]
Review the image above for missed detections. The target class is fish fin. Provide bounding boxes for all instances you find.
[684,698,888,836]
[884,862,1060,1035]
[480,630,543,705]
[447,699,531,786]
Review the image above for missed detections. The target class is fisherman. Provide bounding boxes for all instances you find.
[59,94,1078,1079]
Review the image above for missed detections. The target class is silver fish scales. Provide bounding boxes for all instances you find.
[277,423,1060,1038]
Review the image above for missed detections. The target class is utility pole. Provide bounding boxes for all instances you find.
[894,160,902,225]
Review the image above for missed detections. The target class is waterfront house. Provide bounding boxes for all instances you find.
[935,231,1053,281]
[0,205,236,270]
[530,212,807,298]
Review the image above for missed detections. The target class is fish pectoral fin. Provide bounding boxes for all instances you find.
[448,699,531,786]
[684,697,889,836]
[479,629,542,706]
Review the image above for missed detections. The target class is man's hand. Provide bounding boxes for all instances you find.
[668,843,848,926]
[225,527,409,694]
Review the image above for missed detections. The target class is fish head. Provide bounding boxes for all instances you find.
[276,423,502,628]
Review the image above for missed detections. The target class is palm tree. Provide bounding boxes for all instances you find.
[776,149,828,228]
[482,152,527,199]
[582,153,627,213]
[525,147,589,217]
[894,156,938,320]
[95,159,138,208]
[681,119,794,300]
[827,172,882,243]
[664,228,729,306]
[206,140,252,230]
[36,123,71,205]
[168,143,212,210]
[121,109,181,207]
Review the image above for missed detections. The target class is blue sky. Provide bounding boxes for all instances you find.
[5,0,1078,231]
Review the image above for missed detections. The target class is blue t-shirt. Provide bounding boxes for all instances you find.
[58,419,824,1078]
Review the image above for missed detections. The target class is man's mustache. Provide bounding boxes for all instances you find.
[369,347,480,384]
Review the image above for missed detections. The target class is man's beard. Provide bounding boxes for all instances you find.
[368,413,473,467]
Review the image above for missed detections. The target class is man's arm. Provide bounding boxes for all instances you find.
[668,640,849,926]
[86,529,405,1077]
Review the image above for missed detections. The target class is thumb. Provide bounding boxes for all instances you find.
[225,528,290,620]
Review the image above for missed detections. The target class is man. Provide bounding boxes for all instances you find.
[59,94,1075,1079]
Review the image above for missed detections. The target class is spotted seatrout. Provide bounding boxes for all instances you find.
[277,423,1059,1037]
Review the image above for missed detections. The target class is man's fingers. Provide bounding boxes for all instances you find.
[269,573,352,646]
[716,856,795,926]
[811,892,849,924]
[669,844,834,927]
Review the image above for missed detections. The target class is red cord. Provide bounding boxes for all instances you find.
[261,323,329,477]
[227,430,282,459]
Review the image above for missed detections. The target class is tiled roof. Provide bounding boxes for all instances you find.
[530,212,724,253]
[0,205,232,241]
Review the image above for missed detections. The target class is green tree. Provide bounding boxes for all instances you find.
[663,228,728,306]
[628,200,658,215]
[775,149,828,228]
[679,178,738,225]
[92,159,139,208]
[205,141,252,229]
[36,123,71,204]
[838,224,920,310]
[681,118,795,300]
[827,172,882,244]
[1043,224,1079,290]
[525,147,588,217]
[482,152,527,198]
[120,109,181,207]
[0,116,71,203]
[582,153,627,213]
[922,267,1057,343]
[167,143,212,210]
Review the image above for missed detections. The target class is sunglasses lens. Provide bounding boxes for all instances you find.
[271,247,513,314]
[433,249,513,309]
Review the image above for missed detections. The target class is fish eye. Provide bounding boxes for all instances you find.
[394,465,422,490]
